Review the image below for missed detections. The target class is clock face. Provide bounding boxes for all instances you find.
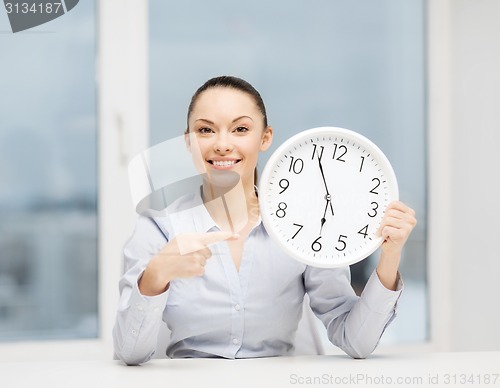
[259,127,399,268]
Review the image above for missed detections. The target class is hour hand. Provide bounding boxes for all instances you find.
[319,200,331,235]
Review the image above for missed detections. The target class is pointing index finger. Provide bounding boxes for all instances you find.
[198,231,240,246]
[176,231,240,255]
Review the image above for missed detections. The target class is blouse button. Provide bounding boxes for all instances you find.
[234,304,241,311]
[232,338,239,345]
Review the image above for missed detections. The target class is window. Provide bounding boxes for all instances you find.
[0,1,97,341]
[149,0,427,346]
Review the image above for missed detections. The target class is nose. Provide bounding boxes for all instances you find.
[213,132,233,153]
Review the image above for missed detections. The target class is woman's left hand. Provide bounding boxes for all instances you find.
[375,201,417,290]
[378,201,417,255]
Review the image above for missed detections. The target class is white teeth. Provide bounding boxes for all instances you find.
[213,160,236,167]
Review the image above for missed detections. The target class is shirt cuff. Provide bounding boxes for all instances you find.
[129,271,169,315]
[360,269,403,315]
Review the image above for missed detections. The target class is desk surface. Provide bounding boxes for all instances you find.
[2,351,500,388]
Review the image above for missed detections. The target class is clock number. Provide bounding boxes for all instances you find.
[358,224,369,238]
[370,178,381,195]
[311,143,324,160]
[335,235,348,251]
[311,236,322,252]
[368,201,378,217]
[291,223,303,239]
[288,156,304,174]
[278,178,289,194]
[359,156,365,172]
[275,202,287,218]
[332,143,347,162]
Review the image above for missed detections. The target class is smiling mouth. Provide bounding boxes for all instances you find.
[207,159,241,167]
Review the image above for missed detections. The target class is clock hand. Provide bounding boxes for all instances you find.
[318,156,335,216]
[318,156,330,195]
[319,199,333,236]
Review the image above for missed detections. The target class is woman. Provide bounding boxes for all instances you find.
[113,76,417,365]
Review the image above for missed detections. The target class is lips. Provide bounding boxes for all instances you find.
[207,159,241,169]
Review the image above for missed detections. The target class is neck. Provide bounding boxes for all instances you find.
[201,174,259,234]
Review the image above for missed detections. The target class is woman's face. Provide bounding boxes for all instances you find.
[187,87,273,186]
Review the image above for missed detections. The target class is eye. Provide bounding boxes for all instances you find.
[198,127,214,134]
[234,126,249,133]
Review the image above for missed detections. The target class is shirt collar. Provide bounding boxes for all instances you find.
[191,186,219,233]
[193,186,263,234]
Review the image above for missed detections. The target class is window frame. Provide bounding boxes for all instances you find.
[96,0,150,349]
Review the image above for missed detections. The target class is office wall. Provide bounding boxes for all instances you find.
[428,0,500,351]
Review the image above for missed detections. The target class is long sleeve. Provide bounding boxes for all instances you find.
[305,266,403,359]
[112,216,170,365]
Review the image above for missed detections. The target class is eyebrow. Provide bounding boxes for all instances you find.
[195,116,254,125]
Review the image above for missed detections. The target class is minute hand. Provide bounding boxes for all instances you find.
[318,157,334,216]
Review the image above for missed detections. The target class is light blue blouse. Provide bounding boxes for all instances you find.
[113,191,402,365]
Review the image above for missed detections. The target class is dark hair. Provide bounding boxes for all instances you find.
[186,76,268,187]
[187,75,268,128]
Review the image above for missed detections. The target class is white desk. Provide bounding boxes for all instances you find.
[2,351,499,388]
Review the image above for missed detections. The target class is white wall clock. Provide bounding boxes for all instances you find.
[259,127,399,268]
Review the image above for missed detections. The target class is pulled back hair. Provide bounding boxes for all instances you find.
[187,75,268,128]
[186,76,269,187]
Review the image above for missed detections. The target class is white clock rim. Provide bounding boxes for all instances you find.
[258,126,399,269]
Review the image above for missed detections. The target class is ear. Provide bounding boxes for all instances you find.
[260,126,273,151]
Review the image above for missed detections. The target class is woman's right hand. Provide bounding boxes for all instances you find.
[138,231,238,296]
